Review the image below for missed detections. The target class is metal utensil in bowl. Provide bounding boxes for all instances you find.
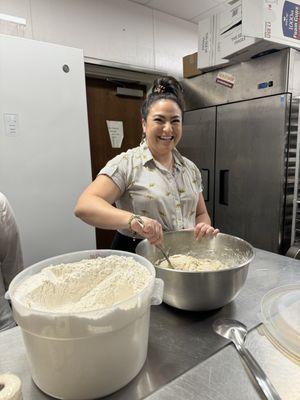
[213,318,281,400]
[135,219,174,269]
[156,245,174,269]
[136,230,254,311]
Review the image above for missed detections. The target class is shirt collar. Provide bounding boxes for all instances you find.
[139,140,186,168]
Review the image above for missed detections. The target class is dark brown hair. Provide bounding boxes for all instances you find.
[141,76,184,120]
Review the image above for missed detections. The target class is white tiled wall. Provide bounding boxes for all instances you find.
[0,0,198,76]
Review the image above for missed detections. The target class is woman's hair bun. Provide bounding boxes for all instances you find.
[152,76,183,98]
[141,76,184,120]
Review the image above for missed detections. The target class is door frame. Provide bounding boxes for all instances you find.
[85,62,162,89]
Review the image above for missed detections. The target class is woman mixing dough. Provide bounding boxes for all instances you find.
[75,76,219,252]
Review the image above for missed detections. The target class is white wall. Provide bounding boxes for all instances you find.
[0,0,198,77]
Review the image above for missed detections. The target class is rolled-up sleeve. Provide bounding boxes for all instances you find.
[98,154,128,194]
[194,166,203,193]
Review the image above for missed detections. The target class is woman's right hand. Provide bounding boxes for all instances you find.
[130,216,163,246]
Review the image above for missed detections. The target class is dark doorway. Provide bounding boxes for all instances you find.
[86,77,146,249]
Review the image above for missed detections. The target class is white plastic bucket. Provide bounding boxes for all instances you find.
[7,249,163,400]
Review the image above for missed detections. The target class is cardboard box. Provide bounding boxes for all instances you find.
[197,15,231,71]
[215,0,260,60]
[183,52,201,78]
[218,0,300,62]
[243,0,300,46]
[197,0,300,70]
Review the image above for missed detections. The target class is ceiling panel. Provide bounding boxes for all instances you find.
[128,0,227,23]
[147,0,218,20]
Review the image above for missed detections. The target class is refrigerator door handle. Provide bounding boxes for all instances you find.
[219,169,229,205]
[201,168,209,202]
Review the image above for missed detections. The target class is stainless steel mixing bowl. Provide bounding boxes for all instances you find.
[136,231,254,311]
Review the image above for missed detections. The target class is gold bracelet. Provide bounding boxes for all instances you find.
[128,214,144,233]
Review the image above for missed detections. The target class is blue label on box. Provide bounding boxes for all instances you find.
[282,1,300,40]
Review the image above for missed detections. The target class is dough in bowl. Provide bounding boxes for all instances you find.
[157,254,227,272]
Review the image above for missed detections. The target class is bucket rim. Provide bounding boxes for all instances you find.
[8,249,156,317]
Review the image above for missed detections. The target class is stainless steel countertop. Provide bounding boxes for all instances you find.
[147,326,300,400]
[1,248,300,400]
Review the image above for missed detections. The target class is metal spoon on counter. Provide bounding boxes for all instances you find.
[135,219,174,269]
[213,318,281,400]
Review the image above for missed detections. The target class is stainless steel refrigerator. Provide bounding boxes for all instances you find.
[0,35,96,266]
[179,49,300,254]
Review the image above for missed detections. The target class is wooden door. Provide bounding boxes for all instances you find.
[86,77,146,249]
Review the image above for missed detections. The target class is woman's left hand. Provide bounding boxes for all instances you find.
[194,223,219,240]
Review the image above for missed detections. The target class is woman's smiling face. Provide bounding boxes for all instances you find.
[142,99,182,157]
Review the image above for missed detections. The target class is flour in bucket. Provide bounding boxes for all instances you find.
[14,255,152,313]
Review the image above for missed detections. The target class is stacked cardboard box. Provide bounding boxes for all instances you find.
[183,52,201,78]
[197,0,300,72]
